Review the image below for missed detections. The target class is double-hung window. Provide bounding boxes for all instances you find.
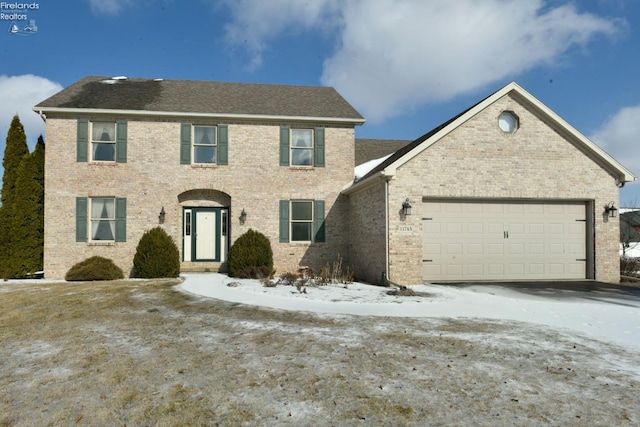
[76,119,127,163]
[180,123,228,165]
[91,122,116,161]
[280,127,325,167]
[279,200,325,243]
[76,197,126,242]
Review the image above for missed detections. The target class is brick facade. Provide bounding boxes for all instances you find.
[348,93,625,285]
[43,117,355,278]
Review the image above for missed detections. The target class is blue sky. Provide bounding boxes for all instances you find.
[1,0,639,204]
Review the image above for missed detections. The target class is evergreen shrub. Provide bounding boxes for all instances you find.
[65,256,124,281]
[132,227,180,278]
[227,229,273,278]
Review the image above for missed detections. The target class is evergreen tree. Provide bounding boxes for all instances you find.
[9,136,45,277]
[0,115,29,275]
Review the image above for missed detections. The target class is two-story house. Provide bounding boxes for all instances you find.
[35,77,635,284]
[34,76,364,279]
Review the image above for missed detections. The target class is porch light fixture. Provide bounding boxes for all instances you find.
[159,206,166,224]
[402,198,412,216]
[604,202,618,218]
[239,208,247,225]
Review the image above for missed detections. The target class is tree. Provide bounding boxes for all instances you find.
[9,136,45,277]
[0,115,29,275]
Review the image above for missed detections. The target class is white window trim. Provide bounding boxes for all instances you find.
[290,128,314,167]
[192,125,218,165]
[90,121,117,162]
[290,200,314,242]
[89,196,116,242]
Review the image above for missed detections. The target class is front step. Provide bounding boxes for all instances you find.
[180,261,227,273]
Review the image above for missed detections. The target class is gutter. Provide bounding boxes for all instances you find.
[31,106,366,126]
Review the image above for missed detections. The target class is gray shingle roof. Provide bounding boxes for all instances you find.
[35,76,365,122]
[355,138,412,165]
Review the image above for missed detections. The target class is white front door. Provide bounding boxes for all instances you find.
[183,208,228,262]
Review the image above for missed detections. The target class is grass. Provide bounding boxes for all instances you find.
[1,278,639,425]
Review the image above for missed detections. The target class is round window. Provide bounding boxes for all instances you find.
[498,111,518,133]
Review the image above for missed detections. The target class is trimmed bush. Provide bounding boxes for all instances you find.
[228,229,273,278]
[132,227,180,278]
[65,256,124,281]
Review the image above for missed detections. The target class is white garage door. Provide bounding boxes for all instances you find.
[422,200,588,281]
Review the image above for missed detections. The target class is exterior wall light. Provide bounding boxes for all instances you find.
[605,202,618,218]
[239,208,247,224]
[402,198,412,216]
[159,206,166,224]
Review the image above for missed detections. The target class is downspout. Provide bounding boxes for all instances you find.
[385,178,390,285]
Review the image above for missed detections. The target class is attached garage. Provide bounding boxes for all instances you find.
[422,200,592,281]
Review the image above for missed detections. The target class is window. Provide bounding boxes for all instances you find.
[76,197,126,242]
[76,119,127,163]
[194,126,217,164]
[280,127,325,167]
[91,197,115,240]
[291,201,313,241]
[92,122,116,161]
[279,200,325,243]
[181,123,228,165]
[498,111,519,133]
[291,129,313,166]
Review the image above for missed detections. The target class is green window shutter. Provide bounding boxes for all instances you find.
[314,127,325,167]
[76,197,88,242]
[180,123,191,164]
[218,124,228,165]
[116,120,127,163]
[279,126,290,166]
[279,200,290,243]
[115,198,127,242]
[77,119,88,162]
[314,200,325,242]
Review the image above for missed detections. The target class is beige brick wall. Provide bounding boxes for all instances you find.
[350,93,622,285]
[43,116,355,278]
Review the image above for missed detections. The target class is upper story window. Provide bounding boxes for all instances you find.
[498,111,519,133]
[91,122,116,161]
[193,126,217,164]
[181,123,228,166]
[280,126,325,168]
[291,129,314,166]
[76,119,127,163]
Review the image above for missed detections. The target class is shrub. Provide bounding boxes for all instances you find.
[65,256,124,281]
[132,227,180,278]
[228,229,273,278]
[620,256,640,277]
[317,255,354,285]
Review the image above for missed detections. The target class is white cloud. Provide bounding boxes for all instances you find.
[0,75,63,149]
[591,105,640,179]
[87,0,133,15]
[220,0,622,122]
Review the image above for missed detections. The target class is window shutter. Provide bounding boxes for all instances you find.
[76,197,88,242]
[180,123,191,164]
[314,127,325,167]
[115,198,127,242]
[279,126,290,166]
[116,120,127,163]
[279,200,290,242]
[77,119,88,162]
[314,200,325,242]
[218,124,228,165]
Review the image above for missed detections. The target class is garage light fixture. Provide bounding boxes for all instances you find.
[604,202,618,218]
[239,208,247,224]
[159,206,166,224]
[402,198,412,216]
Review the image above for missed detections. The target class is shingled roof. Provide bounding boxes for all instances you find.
[34,76,365,124]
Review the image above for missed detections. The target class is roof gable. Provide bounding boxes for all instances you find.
[34,76,365,124]
[349,82,635,189]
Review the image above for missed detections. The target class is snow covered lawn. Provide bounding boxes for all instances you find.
[1,276,638,425]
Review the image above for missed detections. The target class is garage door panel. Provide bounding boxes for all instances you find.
[422,200,588,281]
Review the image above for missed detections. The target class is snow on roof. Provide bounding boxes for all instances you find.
[354,153,392,180]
